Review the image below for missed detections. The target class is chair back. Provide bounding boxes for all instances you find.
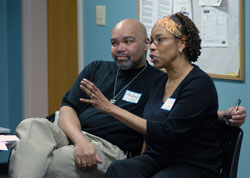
[219,124,243,178]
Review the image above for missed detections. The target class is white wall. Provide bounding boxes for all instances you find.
[22,0,48,118]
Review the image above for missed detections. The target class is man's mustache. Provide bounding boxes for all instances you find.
[115,53,131,60]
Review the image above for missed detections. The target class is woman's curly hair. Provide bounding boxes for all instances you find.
[170,12,201,62]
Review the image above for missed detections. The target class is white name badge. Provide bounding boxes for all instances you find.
[161,98,176,111]
[122,90,142,104]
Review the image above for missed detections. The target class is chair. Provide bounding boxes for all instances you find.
[219,123,243,178]
[46,111,60,127]
[53,111,60,127]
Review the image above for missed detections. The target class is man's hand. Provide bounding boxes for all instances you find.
[74,140,102,170]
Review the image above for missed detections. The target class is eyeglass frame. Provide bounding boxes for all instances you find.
[147,36,180,46]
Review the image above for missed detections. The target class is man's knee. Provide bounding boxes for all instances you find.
[17,118,49,132]
[15,118,47,138]
[16,117,68,146]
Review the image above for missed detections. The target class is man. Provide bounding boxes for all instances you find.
[9,19,246,178]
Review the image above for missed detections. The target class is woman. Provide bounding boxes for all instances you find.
[80,12,222,178]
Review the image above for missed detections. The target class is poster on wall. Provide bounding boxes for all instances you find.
[138,0,244,80]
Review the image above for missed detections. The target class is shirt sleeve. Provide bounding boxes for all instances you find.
[61,61,98,113]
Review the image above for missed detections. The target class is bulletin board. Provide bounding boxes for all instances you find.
[137,0,244,80]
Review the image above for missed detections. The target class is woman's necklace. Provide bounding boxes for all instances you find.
[110,63,148,104]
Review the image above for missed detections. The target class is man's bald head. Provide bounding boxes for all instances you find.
[112,19,147,41]
[110,19,148,70]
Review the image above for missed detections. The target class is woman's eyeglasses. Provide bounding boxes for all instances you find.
[148,36,177,46]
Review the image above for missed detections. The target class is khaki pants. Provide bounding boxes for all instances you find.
[9,118,125,178]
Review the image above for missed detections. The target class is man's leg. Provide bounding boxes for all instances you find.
[45,131,125,178]
[9,118,69,178]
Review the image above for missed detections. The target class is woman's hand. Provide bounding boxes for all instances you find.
[79,78,113,114]
[80,78,147,135]
[225,106,247,127]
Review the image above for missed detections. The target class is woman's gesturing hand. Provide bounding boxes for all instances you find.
[80,78,113,114]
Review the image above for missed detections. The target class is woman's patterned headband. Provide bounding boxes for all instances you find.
[154,16,183,39]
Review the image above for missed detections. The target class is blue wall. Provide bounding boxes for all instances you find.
[83,1,250,177]
[0,0,22,162]
[83,0,138,65]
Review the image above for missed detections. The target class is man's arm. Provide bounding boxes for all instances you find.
[58,106,102,169]
[218,106,246,127]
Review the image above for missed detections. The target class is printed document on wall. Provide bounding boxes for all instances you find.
[199,0,222,6]
[139,0,172,37]
[173,0,193,20]
[201,6,228,47]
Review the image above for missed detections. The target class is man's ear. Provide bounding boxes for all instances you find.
[144,37,150,50]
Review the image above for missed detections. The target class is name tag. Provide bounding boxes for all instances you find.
[122,90,142,104]
[161,98,176,111]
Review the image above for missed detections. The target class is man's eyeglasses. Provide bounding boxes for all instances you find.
[148,36,177,46]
